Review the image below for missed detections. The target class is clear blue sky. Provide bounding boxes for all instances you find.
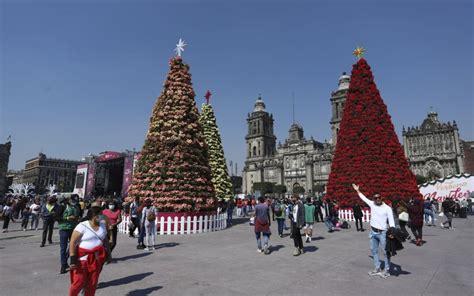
[1,0,473,171]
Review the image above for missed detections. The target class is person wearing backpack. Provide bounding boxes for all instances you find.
[303,197,316,243]
[141,198,158,251]
[273,199,286,237]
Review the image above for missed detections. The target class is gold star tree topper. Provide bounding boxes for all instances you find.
[353,46,366,59]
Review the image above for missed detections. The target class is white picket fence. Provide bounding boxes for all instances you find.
[338,209,371,222]
[118,213,228,235]
[117,209,370,235]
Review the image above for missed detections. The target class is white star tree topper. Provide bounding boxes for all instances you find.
[175,38,186,56]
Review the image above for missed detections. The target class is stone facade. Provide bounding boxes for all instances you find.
[402,111,465,180]
[461,141,474,175]
[23,153,84,193]
[242,74,348,194]
[0,142,12,195]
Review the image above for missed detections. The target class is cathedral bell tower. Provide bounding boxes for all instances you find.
[242,96,277,194]
[330,72,350,145]
[245,96,276,159]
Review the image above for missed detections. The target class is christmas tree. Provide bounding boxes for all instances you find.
[199,91,234,201]
[128,46,217,212]
[326,48,421,207]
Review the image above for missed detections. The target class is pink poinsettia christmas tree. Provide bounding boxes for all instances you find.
[128,54,217,212]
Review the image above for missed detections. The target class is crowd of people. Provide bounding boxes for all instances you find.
[224,188,473,278]
[0,189,472,293]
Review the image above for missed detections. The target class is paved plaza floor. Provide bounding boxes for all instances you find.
[0,215,473,296]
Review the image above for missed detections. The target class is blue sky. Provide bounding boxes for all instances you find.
[1,0,473,171]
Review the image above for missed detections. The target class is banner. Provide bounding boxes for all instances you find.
[85,163,96,200]
[419,174,474,201]
[73,164,88,199]
[121,154,134,198]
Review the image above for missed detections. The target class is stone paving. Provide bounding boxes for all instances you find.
[0,214,473,296]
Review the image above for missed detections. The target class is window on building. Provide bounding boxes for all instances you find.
[253,146,257,157]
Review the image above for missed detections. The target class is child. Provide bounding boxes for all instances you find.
[21,207,31,231]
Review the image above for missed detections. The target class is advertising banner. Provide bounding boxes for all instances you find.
[85,163,96,200]
[73,164,88,199]
[418,173,474,201]
[121,154,134,198]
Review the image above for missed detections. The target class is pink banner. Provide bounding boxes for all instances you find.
[85,163,96,200]
[121,154,134,198]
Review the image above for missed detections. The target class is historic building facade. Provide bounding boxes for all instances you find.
[402,111,465,180]
[0,141,12,195]
[242,72,472,193]
[242,73,349,194]
[462,141,474,175]
[23,153,84,193]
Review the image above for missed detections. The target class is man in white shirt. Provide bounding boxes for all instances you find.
[352,184,395,278]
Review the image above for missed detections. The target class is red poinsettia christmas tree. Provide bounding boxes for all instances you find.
[326,52,421,207]
[128,54,217,212]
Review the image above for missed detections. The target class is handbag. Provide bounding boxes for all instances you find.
[398,212,409,222]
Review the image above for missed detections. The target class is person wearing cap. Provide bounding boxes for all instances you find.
[352,184,395,279]
[58,196,80,274]
[40,195,59,247]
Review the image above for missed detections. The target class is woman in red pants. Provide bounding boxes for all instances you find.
[69,206,111,296]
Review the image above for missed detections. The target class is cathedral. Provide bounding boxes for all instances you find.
[242,73,350,195]
[402,111,465,180]
[242,73,471,194]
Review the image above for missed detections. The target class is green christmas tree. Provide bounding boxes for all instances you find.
[199,91,234,201]
[128,55,217,212]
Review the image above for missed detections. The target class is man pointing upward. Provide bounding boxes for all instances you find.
[352,183,395,278]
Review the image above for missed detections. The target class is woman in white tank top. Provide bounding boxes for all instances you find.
[68,206,111,296]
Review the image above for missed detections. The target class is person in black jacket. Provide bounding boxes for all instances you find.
[291,194,305,256]
[352,202,364,231]
[313,197,324,222]
[40,195,59,247]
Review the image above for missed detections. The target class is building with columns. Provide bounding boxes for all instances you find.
[242,73,348,194]
[402,111,466,180]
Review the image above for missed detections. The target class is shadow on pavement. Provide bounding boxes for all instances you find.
[155,242,179,249]
[379,261,411,277]
[269,245,284,253]
[0,235,36,241]
[303,246,319,253]
[311,236,325,241]
[126,286,163,296]
[227,217,249,226]
[113,252,152,262]
[97,272,154,289]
